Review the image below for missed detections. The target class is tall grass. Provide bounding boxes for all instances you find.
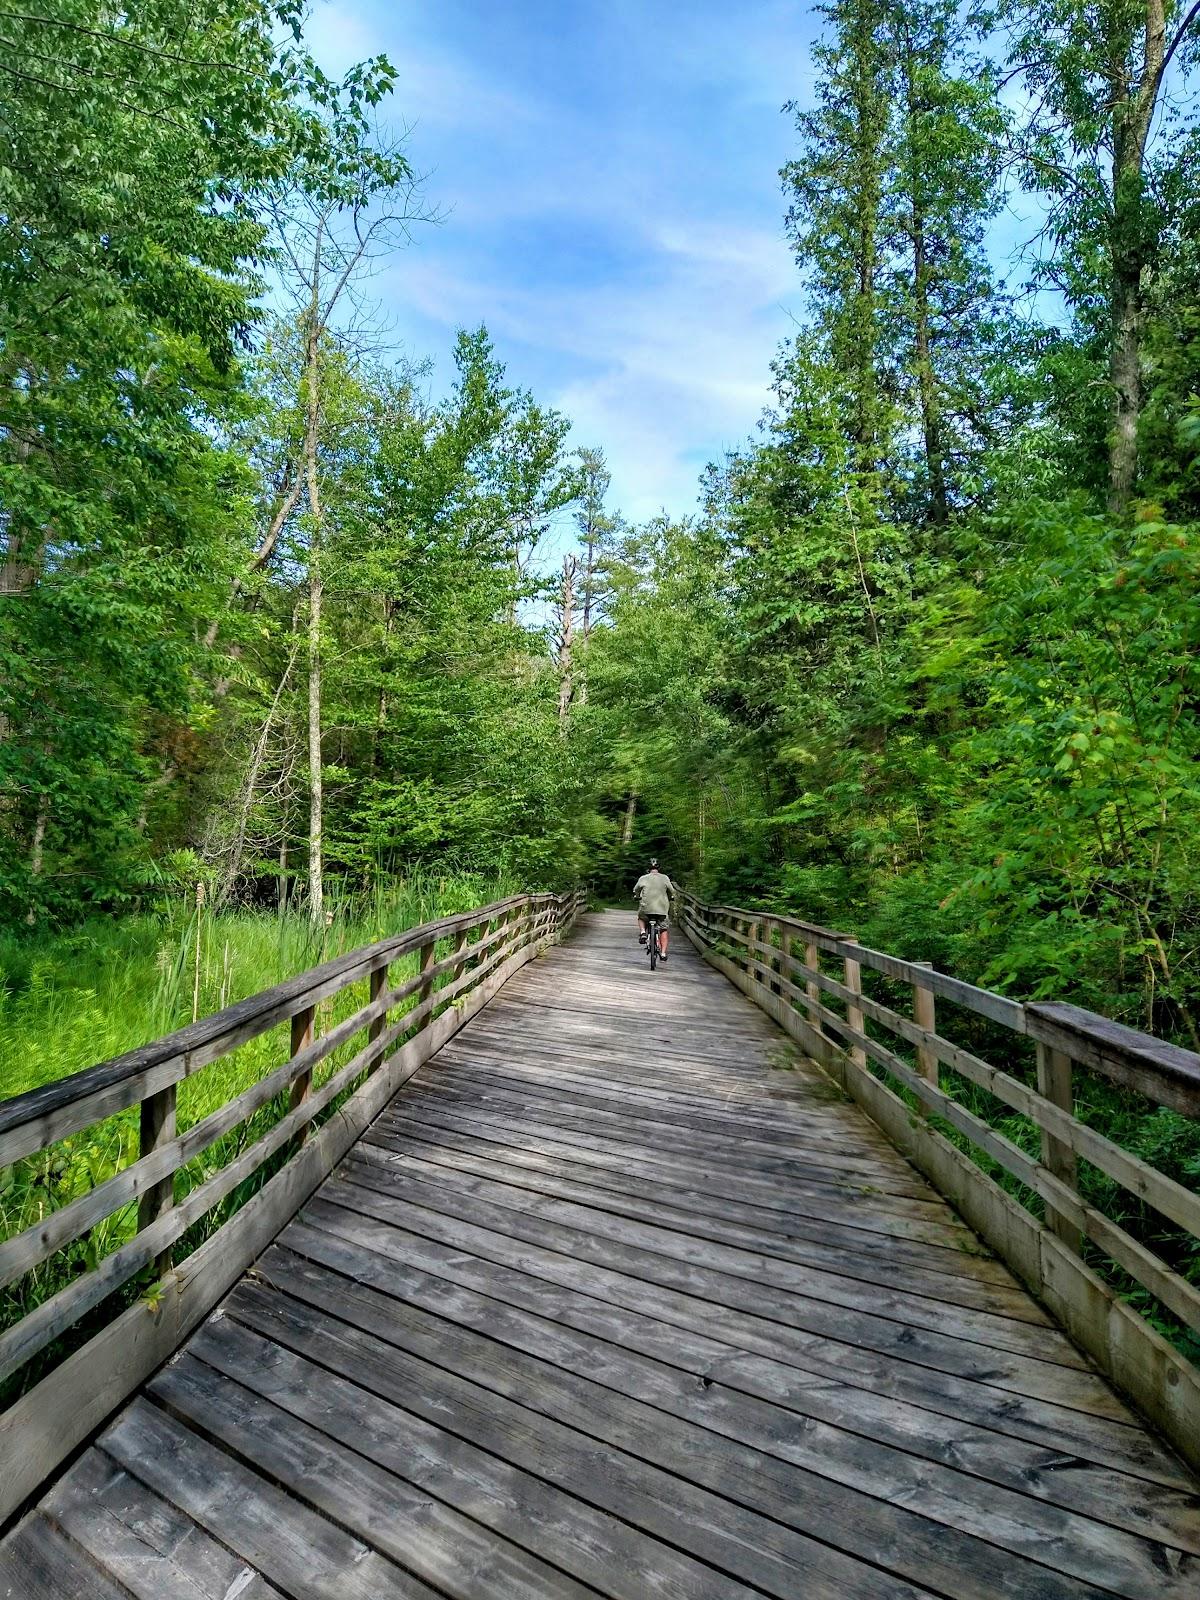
[0,871,520,1395]
[0,870,516,1103]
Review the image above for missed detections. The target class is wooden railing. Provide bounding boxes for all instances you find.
[677,890,1200,1472]
[0,888,585,1522]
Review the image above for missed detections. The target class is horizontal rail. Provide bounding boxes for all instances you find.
[0,886,585,1524]
[677,890,1200,1474]
[1026,1001,1200,1115]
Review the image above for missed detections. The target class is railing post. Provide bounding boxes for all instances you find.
[913,961,937,1103]
[748,919,761,983]
[416,937,437,1028]
[367,960,389,1073]
[288,1003,316,1146]
[804,937,821,1021]
[137,1084,176,1277]
[1036,1042,1082,1253]
[842,941,866,1068]
[768,918,782,996]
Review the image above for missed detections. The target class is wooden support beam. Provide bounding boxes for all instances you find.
[913,961,937,1104]
[288,1004,316,1146]
[1037,1043,1083,1254]
[843,943,866,1069]
[137,1085,176,1278]
[366,962,389,1073]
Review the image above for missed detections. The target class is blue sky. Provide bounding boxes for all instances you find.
[304,0,819,528]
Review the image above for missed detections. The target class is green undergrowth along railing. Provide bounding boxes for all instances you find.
[0,888,586,1526]
[678,890,1200,1476]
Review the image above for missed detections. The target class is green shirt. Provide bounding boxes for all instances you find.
[634,871,674,917]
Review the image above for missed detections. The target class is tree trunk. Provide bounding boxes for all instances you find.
[219,642,299,904]
[620,790,637,846]
[899,35,948,529]
[1105,0,1165,513]
[302,278,325,924]
[1108,252,1144,512]
[25,793,47,925]
[911,215,948,527]
[847,0,887,477]
[556,555,577,726]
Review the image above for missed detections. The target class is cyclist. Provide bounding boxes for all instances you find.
[633,858,675,962]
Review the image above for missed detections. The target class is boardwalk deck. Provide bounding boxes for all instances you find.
[2,911,1198,1599]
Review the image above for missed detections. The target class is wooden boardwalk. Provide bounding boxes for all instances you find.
[3,911,1198,1599]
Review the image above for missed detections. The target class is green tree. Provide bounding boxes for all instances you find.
[1002,0,1200,510]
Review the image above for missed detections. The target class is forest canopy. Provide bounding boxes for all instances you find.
[2,0,1200,1047]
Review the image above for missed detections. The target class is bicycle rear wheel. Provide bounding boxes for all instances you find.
[648,925,658,971]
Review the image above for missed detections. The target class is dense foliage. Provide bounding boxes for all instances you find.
[582,0,1200,1048]
[3,0,1199,1053]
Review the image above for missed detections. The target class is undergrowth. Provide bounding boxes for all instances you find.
[0,871,520,1397]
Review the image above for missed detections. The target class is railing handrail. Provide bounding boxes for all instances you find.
[677,889,1200,1475]
[676,888,1200,1110]
[1026,1000,1200,1115]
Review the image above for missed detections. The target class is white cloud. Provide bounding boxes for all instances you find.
[300,0,806,523]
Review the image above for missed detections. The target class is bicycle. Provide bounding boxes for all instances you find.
[643,914,665,972]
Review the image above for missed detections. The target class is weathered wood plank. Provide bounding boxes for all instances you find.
[360,1122,1040,1311]
[233,1254,1199,1599]
[189,1310,821,1600]
[1027,1001,1200,1115]
[149,1353,605,1600]
[0,1512,133,1600]
[312,1171,1129,1419]
[101,1401,434,1600]
[44,1450,285,1600]
[265,1229,1200,1556]
[343,1145,1068,1363]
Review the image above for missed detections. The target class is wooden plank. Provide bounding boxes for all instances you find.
[291,1196,1145,1459]
[137,1082,176,1279]
[264,1230,1200,1558]
[44,1449,285,1600]
[149,1352,606,1600]
[377,1097,995,1253]
[232,1255,1200,1599]
[432,1047,901,1153]
[344,1145,1067,1363]
[912,962,937,1091]
[0,1512,133,1600]
[288,1196,1193,1488]
[318,1171,1125,1415]
[189,1311,789,1600]
[101,1401,432,1600]
[398,1076,939,1199]
[421,1060,923,1183]
[362,1121,1036,1309]
[1037,1043,1083,1252]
